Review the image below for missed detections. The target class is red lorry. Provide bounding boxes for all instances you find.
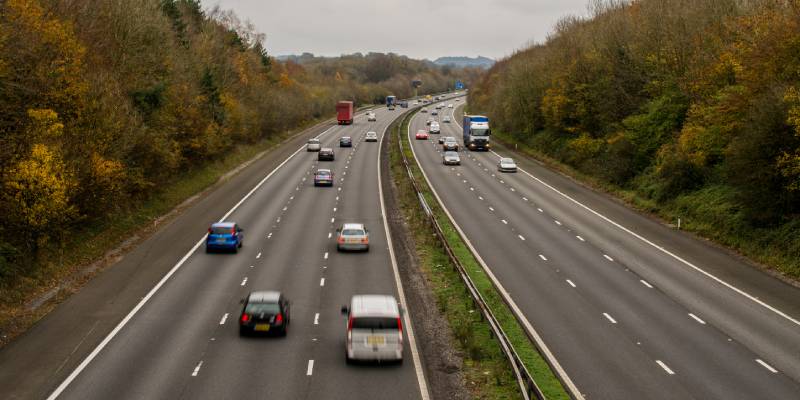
[336,101,354,125]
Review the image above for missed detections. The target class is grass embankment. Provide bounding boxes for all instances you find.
[389,111,570,399]
[0,117,327,346]
[491,130,800,282]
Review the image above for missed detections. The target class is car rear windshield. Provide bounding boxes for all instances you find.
[351,317,399,330]
[211,226,233,234]
[245,302,280,314]
[342,229,365,236]
[317,171,331,177]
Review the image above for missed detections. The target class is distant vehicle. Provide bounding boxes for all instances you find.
[463,115,491,151]
[307,138,321,152]
[314,169,334,186]
[206,222,244,253]
[386,95,396,108]
[336,223,369,252]
[442,115,451,123]
[434,96,440,101]
[337,101,354,125]
[239,291,290,336]
[498,157,518,172]
[455,98,461,102]
[442,137,458,151]
[435,104,443,110]
[367,112,377,121]
[447,104,454,108]
[415,130,429,140]
[318,147,335,161]
[426,118,434,126]
[339,136,352,147]
[442,151,461,165]
[341,295,403,363]
[429,122,440,134]
[438,136,446,144]
[365,131,378,142]
[420,107,428,113]
[431,110,438,116]
[400,100,409,108]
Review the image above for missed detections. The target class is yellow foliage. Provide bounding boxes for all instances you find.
[3,144,77,233]
[567,133,604,163]
[541,86,569,130]
[26,109,64,140]
[90,152,125,196]
[278,72,295,88]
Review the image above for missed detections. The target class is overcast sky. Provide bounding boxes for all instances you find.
[203,0,591,61]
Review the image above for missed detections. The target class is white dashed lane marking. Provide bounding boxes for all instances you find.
[320,278,325,286]
[314,313,319,325]
[756,359,778,373]
[688,313,706,325]
[240,277,248,286]
[324,252,329,260]
[576,236,585,242]
[539,254,548,261]
[603,254,614,262]
[256,252,261,259]
[603,313,617,324]
[640,279,654,288]
[501,219,508,225]
[656,360,675,375]
[219,313,228,325]
[566,279,576,288]
[555,220,562,226]
[518,235,526,241]
[191,361,203,377]
[307,360,314,376]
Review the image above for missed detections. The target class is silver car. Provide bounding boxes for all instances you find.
[307,138,321,152]
[442,115,451,123]
[442,151,460,165]
[420,107,428,113]
[367,112,377,121]
[336,223,369,251]
[498,157,518,172]
[365,131,378,142]
[341,295,403,363]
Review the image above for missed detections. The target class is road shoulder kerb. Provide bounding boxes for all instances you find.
[407,110,585,400]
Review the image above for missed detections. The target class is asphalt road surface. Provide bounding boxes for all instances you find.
[408,101,800,400]
[0,100,452,399]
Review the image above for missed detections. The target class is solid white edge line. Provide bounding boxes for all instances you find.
[483,149,800,328]
[46,123,343,400]
[755,359,778,373]
[406,116,581,399]
[656,360,675,375]
[381,115,431,400]
[306,359,314,376]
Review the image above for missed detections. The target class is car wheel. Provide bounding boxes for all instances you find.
[239,326,248,336]
[280,326,288,337]
[337,244,342,252]
[232,245,238,254]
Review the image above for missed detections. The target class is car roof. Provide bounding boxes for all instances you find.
[248,291,281,303]
[444,151,459,156]
[320,147,333,151]
[211,222,236,228]
[316,168,331,173]
[350,295,399,317]
[501,158,515,162]
[367,131,377,134]
[342,223,365,230]
[341,136,351,139]
[309,138,320,142]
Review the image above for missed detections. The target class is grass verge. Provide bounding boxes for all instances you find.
[0,115,332,346]
[389,111,570,399]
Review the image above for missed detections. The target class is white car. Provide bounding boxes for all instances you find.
[365,131,378,142]
[307,138,321,152]
[336,223,369,252]
[498,157,518,173]
[429,122,440,134]
[420,107,428,113]
[367,112,377,121]
[442,115,451,123]
[341,295,403,363]
[447,104,453,108]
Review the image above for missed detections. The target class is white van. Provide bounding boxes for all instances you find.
[341,295,403,363]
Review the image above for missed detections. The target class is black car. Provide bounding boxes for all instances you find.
[239,291,290,336]
[339,136,352,147]
[318,147,335,161]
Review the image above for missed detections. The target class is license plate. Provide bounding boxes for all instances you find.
[216,238,226,243]
[346,239,360,244]
[366,335,385,346]
[254,324,270,332]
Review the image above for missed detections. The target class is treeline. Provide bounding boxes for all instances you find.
[0,0,475,280]
[471,0,800,276]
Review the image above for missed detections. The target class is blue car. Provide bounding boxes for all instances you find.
[206,222,244,253]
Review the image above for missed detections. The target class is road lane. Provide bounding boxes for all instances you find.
[409,102,800,399]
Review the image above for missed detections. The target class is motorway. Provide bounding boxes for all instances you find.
[408,102,800,399]
[0,104,435,399]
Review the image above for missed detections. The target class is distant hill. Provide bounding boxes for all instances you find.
[433,56,495,69]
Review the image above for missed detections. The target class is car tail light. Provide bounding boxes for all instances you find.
[337,236,345,244]
[275,313,283,324]
[240,314,250,323]
[361,237,369,244]
[231,228,237,236]
[208,228,213,234]
[397,317,403,333]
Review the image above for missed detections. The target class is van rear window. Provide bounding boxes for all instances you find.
[352,317,398,330]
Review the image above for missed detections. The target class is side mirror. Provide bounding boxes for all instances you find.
[238,228,244,232]
[341,305,349,315]
[336,228,341,233]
